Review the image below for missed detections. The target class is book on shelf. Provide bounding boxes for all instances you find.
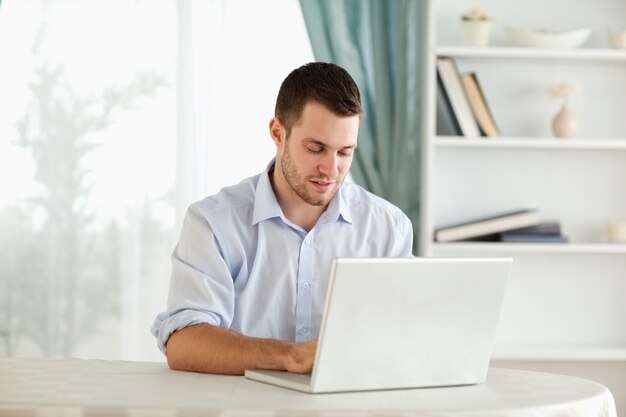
[500,222,562,236]
[461,72,500,138]
[468,222,569,243]
[498,233,569,243]
[436,72,462,136]
[436,57,481,137]
[434,209,541,242]
[498,221,568,243]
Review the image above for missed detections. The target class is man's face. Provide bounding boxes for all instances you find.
[275,101,360,207]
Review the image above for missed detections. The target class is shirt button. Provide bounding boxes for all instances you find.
[303,282,310,289]
[304,238,311,245]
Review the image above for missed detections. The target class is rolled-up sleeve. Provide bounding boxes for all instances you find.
[151,203,236,355]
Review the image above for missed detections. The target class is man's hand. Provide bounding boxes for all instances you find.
[284,338,318,374]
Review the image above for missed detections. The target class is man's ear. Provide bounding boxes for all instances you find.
[269,117,286,147]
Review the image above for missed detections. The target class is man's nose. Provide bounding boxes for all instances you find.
[319,153,339,178]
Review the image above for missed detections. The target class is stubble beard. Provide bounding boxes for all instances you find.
[280,145,342,207]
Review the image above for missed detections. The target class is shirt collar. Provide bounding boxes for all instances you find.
[325,182,353,225]
[252,158,353,226]
[252,159,283,225]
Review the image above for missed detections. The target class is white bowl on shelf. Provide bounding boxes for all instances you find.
[505,27,591,48]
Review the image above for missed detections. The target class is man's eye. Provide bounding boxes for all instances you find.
[307,147,323,154]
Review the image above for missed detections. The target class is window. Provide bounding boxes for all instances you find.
[0,0,313,360]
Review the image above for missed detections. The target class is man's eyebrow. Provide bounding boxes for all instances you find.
[303,138,357,150]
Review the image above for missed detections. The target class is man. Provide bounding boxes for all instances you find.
[152,62,413,375]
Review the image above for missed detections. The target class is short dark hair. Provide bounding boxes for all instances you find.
[274,62,363,138]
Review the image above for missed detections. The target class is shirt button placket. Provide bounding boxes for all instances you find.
[295,232,315,342]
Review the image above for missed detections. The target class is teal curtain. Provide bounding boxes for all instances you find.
[299,0,426,254]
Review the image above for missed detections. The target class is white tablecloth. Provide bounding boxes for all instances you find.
[0,358,617,417]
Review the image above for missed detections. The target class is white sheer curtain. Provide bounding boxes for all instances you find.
[0,0,312,361]
[176,0,316,224]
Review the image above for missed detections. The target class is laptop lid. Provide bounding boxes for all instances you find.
[245,257,511,393]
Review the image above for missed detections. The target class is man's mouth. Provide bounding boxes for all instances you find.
[310,179,334,191]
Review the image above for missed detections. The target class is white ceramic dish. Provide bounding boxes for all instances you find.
[505,27,591,48]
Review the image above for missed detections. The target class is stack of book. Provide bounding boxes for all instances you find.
[434,209,569,243]
[436,56,500,138]
[495,222,569,243]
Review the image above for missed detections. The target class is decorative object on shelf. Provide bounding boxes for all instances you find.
[606,220,626,243]
[552,106,578,138]
[609,30,626,49]
[549,82,582,138]
[505,27,591,48]
[461,8,492,47]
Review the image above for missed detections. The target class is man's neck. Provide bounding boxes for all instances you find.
[269,170,326,233]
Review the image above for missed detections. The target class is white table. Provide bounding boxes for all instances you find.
[0,358,617,417]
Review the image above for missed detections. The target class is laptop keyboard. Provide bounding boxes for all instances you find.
[280,372,312,384]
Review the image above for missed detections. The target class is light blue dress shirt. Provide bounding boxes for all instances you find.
[151,160,413,354]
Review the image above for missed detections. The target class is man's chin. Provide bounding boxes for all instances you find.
[306,188,339,207]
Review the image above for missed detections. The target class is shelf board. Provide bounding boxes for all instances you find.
[491,346,626,361]
[436,46,626,61]
[432,242,626,255]
[434,136,626,150]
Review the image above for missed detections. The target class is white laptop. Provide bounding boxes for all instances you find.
[245,257,511,393]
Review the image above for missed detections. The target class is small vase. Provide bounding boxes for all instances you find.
[461,21,492,47]
[609,31,626,49]
[552,102,578,138]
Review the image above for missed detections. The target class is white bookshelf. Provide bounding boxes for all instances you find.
[437,46,626,61]
[422,0,626,408]
[434,137,626,150]
[492,346,626,361]
[433,242,626,255]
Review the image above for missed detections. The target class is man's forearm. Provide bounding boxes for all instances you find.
[165,323,316,375]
